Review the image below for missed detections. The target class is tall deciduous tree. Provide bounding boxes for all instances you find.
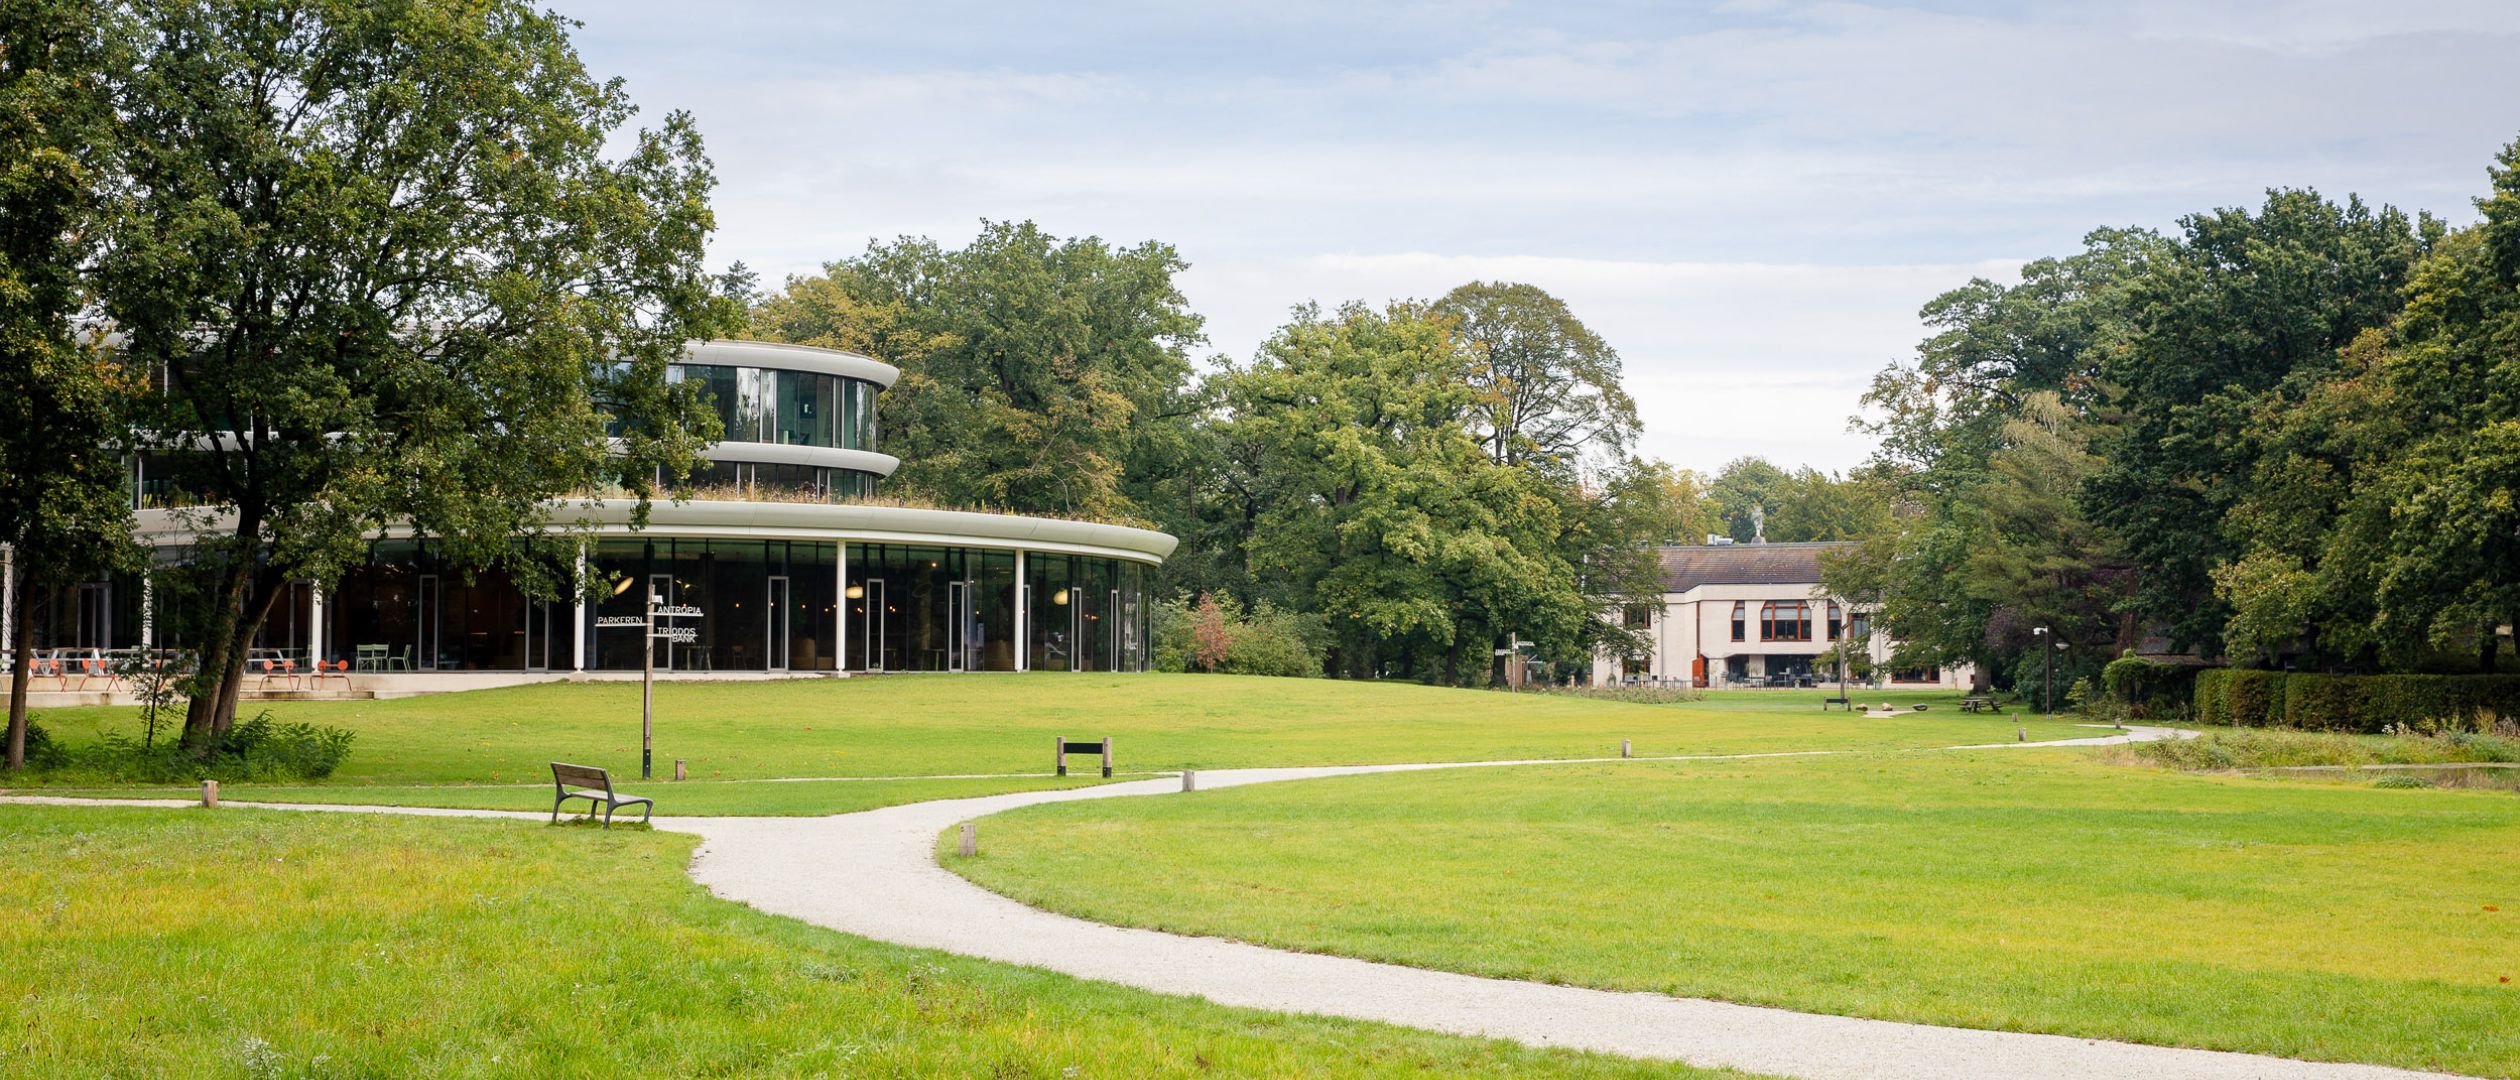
[1213,300,1670,683]
[1833,229,2158,687]
[101,0,733,750]
[1434,281,1638,469]
[761,221,1202,521]
[2357,143,2520,668]
[1703,457,1888,543]
[2085,190,2432,655]
[0,0,137,769]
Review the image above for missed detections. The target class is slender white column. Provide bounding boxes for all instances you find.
[1013,549,1027,672]
[307,585,325,666]
[139,571,154,650]
[571,544,588,672]
[835,541,849,673]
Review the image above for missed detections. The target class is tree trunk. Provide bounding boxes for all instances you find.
[1441,640,1461,686]
[181,556,283,754]
[7,560,31,771]
[2485,622,2502,675]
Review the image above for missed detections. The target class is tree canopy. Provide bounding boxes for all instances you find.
[95,0,735,746]
[0,0,138,767]
[753,221,1203,522]
[1838,143,2520,690]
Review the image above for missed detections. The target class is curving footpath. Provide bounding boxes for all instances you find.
[3,727,2470,1080]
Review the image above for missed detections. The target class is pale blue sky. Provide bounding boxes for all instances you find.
[551,0,2520,473]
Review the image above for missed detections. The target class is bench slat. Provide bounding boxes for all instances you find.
[551,762,613,792]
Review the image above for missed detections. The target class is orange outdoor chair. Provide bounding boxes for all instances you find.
[253,657,300,690]
[75,657,120,692]
[312,659,352,691]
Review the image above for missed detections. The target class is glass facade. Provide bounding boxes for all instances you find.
[329,542,574,671]
[842,544,1148,673]
[588,538,839,672]
[63,347,1171,680]
[670,364,879,450]
[672,459,880,502]
[1021,553,1147,674]
[14,540,1155,675]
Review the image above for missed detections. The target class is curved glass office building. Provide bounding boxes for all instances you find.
[16,341,1171,678]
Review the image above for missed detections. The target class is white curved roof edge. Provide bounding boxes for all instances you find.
[69,326,901,390]
[703,442,901,478]
[683,339,900,388]
[134,500,1178,564]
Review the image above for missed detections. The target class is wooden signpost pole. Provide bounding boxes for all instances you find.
[642,593,654,779]
[596,595,700,782]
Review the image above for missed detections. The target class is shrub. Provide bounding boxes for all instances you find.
[2131,726,2518,770]
[11,710,355,784]
[2280,673,2363,731]
[2356,674,2520,732]
[2192,669,2520,732]
[2224,669,2285,727]
[2371,775,2432,789]
[2101,655,2199,717]
[1151,593,1328,678]
[2194,668,2231,727]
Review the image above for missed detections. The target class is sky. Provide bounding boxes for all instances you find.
[548,0,2520,475]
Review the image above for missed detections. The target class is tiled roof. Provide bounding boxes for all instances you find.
[1657,541,1853,594]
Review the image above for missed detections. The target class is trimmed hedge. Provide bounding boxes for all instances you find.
[2190,669,2520,732]
[2101,655,2200,716]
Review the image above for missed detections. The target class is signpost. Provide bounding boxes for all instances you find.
[596,594,703,779]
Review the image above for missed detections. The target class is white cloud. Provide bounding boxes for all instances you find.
[545,0,2520,474]
[1179,253,2023,474]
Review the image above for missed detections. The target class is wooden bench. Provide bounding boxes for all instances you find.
[549,762,653,828]
[1959,695,1997,713]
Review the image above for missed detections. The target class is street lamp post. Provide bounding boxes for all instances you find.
[2032,626,2052,715]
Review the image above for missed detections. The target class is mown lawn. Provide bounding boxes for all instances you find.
[18,675,2095,794]
[955,749,2520,1077]
[0,805,1755,1079]
[25,772,1127,816]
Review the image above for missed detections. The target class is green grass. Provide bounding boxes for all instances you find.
[17,676,2097,805]
[954,749,2520,1077]
[21,773,1131,816]
[0,804,1756,1079]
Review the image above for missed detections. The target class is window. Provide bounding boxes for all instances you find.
[1849,612,1871,641]
[1730,601,1746,641]
[1827,601,1842,641]
[1622,604,1652,628]
[1760,600,1812,642]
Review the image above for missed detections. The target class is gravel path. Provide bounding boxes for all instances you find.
[2,726,2464,1079]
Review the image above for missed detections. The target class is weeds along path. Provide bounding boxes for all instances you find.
[14,726,2464,1080]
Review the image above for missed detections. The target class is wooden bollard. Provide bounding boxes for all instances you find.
[1182,770,1198,792]
[958,822,977,857]
[1101,737,1113,779]
[200,779,218,808]
[674,758,687,781]
[1054,734,1066,777]
[1621,739,1632,759]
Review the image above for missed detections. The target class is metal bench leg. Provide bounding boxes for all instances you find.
[602,802,614,830]
[552,793,564,824]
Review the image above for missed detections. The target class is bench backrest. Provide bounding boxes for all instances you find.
[551,762,613,795]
